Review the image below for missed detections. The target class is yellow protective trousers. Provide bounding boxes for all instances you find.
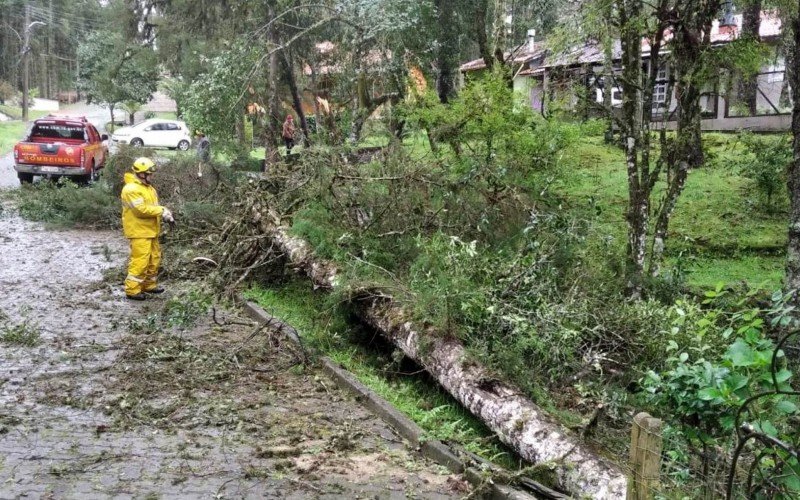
[125,238,161,296]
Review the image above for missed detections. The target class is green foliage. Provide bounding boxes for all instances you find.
[77,30,158,111]
[180,43,258,155]
[0,80,14,103]
[163,288,212,328]
[714,38,772,80]
[0,319,41,347]
[406,70,576,186]
[731,132,792,211]
[642,286,799,493]
[0,121,28,156]
[16,179,120,229]
[13,145,240,231]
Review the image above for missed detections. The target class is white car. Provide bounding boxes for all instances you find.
[111,119,192,150]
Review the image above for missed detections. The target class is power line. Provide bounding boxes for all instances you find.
[5,4,107,32]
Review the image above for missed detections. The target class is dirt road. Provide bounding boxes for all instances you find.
[0,202,466,496]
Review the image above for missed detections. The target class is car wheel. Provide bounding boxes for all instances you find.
[17,172,33,184]
[131,138,144,147]
[177,140,190,151]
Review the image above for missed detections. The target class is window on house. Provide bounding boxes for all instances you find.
[652,65,669,111]
[766,64,785,83]
[652,84,668,110]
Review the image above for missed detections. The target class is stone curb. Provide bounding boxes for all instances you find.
[242,301,562,499]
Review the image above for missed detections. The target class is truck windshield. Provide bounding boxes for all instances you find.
[30,124,86,141]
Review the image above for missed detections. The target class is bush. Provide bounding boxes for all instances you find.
[732,132,791,211]
[15,146,239,231]
[17,179,119,229]
[0,80,14,104]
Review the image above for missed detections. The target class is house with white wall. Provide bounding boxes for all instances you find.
[460,12,789,132]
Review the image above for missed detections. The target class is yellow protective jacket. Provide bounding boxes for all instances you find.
[121,172,164,239]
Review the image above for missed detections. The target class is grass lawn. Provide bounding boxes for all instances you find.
[0,104,50,121]
[0,121,27,156]
[556,134,787,290]
[0,104,61,155]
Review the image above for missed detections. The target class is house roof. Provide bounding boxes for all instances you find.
[459,42,547,72]
[303,42,391,76]
[460,11,782,73]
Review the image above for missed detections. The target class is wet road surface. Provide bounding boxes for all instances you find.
[0,175,467,497]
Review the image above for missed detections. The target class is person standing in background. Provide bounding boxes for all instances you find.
[196,132,210,177]
[282,115,295,154]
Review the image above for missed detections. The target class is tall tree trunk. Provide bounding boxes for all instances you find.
[258,217,629,499]
[650,2,719,277]
[474,0,493,69]
[236,111,246,147]
[786,3,800,298]
[620,0,648,298]
[309,65,322,134]
[435,0,457,103]
[108,103,116,132]
[280,49,310,146]
[265,0,282,164]
[601,1,614,142]
[350,59,369,143]
[739,0,762,116]
[491,0,509,66]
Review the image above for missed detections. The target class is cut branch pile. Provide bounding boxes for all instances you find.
[232,207,628,499]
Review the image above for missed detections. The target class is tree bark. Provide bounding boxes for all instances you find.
[257,213,628,499]
[280,49,310,147]
[491,0,509,66]
[739,0,762,116]
[265,0,282,164]
[650,4,716,276]
[620,0,648,298]
[474,0,493,69]
[786,3,800,299]
[435,0,457,103]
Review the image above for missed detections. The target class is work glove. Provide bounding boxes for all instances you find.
[162,208,174,223]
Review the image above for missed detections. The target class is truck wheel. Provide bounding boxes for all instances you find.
[17,172,33,184]
[177,140,190,151]
[131,138,144,147]
[80,162,98,185]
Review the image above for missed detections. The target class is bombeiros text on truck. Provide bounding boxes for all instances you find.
[13,114,108,184]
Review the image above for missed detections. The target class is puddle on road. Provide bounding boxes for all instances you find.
[0,210,466,498]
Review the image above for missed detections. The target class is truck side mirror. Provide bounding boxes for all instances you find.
[101,134,109,141]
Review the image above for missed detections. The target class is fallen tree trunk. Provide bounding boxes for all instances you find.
[259,212,628,498]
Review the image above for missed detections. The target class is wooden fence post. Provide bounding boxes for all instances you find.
[627,412,663,500]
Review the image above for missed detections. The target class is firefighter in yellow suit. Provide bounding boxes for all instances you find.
[121,157,174,300]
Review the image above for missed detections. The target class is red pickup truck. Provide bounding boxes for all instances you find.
[13,115,108,184]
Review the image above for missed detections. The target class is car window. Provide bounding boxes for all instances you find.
[145,123,164,131]
[165,123,180,131]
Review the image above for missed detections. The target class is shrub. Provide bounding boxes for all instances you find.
[0,80,14,104]
[15,146,238,230]
[732,132,791,211]
[17,179,119,229]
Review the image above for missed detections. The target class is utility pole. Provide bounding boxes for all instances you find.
[21,4,46,122]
